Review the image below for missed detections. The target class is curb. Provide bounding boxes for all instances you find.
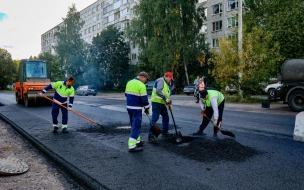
[0,112,110,190]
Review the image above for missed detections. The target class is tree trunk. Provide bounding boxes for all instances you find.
[184,61,189,85]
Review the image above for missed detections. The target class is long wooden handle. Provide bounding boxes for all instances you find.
[39,93,99,125]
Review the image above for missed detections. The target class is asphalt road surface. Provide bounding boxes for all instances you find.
[0,91,303,190]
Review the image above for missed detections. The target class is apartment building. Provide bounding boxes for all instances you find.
[199,0,239,48]
[41,0,139,64]
[41,0,239,63]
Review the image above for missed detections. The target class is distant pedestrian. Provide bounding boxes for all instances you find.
[125,71,150,152]
[40,77,75,133]
[148,72,174,144]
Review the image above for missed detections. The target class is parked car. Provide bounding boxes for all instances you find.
[264,82,282,98]
[76,85,98,96]
[146,80,177,95]
[183,84,215,96]
[183,84,195,95]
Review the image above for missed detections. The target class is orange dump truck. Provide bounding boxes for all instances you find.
[15,59,54,107]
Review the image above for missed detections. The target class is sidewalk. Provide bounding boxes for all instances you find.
[95,93,297,116]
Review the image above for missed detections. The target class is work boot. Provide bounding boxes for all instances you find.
[192,130,206,136]
[161,132,174,137]
[148,136,159,144]
[53,126,59,133]
[136,140,145,147]
[213,133,218,139]
[129,146,143,152]
[62,128,68,133]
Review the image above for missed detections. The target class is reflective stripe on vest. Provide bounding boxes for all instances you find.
[201,90,224,107]
[151,78,170,104]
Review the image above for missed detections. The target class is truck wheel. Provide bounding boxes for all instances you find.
[288,90,304,112]
[24,94,33,107]
[15,92,23,104]
[268,88,276,98]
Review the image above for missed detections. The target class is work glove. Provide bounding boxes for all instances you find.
[68,107,72,111]
[213,119,218,127]
[201,109,206,116]
[144,108,150,115]
[39,91,45,96]
[166,98,172,105]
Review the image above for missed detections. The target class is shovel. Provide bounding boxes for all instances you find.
[168,105,183,143]
[145,113,161,138]
[201,111,235,138]
[39,93,105,130]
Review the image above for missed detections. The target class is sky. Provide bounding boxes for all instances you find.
[0,0,97,60]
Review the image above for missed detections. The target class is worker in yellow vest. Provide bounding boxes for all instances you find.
[125,72,150,152]
[193,88,225,138]
[148,72,174,144]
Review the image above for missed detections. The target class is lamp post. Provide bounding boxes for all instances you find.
[238,0,243,98]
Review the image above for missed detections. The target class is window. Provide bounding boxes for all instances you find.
[84,29,87,35]
[122,0,128,4]
[97,23,100,29]
[97,14,100,20]
[97,4,101,11]
[103,17,108,25]
[109,14,114,22]
[114,0,121,10]
[212,4,222,15]
[93,25,96,31]
[88,27,91,33]
[121,8,128,16]
[212,38,219,48]
[227,17,238,28]
[131,53,137,60]
[228,0,238,11]
[212,20,222,31]
[92,7,96,13]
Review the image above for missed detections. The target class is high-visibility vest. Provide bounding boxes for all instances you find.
[125,78,149,110]
[201,90,224,107]
[151,77,170,104]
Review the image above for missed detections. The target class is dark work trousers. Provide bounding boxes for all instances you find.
[127,109,142,140]
[149,102,169,137]
[199,100,225,133]
[52,102,68,126]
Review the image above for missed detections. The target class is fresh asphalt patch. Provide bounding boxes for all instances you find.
[77,124,263,163]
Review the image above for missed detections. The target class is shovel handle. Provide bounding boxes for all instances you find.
[38,92,100,125]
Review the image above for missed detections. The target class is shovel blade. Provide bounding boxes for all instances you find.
[151,125,161,137]
[175,131,183,143]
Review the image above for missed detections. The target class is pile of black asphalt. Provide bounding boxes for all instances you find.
[77,124,262,163]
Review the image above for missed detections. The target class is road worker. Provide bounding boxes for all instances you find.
[148,72,174,144]
[125,71,150,152]
[40,77,75,133]
[193,88,225,138]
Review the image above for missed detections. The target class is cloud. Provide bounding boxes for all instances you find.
[0,12,8,22]
[1,45,14,48]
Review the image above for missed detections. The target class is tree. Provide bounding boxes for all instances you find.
[126,0,207,86]
[0,48,16,89]
[53,3,86,86]
[244,0,304,60]
[88,26,130,89]
[209,26,283,97]
[38,52,63,81]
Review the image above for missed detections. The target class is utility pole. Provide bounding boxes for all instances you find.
[238,0,243,98]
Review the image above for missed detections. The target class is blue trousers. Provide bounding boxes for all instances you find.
[149,102,169,137]
[52,102,68,125]
[128,109,142,140]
